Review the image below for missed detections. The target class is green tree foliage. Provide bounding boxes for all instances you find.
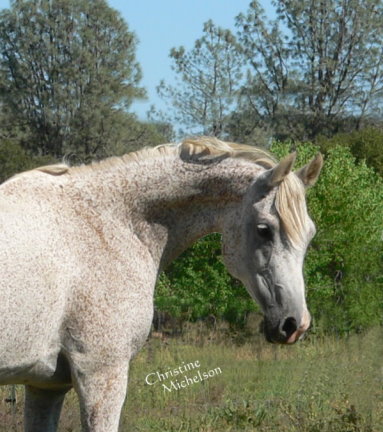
[0,0,144,158]
[155,234,258,326]
[316,127,383,176]
[155,143,382,334]
[160,0,383,142]
[0,139,55,183]
[155,20,243,137]
[235,0,383,140]
[232,1,291,141]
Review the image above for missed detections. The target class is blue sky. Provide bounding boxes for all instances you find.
[107,0,257,119]
[0,0,273,120]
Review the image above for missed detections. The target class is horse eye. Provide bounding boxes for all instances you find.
[256,223,272,239]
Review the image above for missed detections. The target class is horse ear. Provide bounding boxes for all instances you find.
[295,153,323,187]
[267,152,297,188]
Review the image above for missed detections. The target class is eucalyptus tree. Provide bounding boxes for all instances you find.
[0,0,144,158]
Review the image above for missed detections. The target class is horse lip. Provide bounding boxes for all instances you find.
[286,327,305,344]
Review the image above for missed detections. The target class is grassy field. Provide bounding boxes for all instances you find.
[1,325,382,431]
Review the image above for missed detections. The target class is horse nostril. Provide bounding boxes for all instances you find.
[281,317,298,339]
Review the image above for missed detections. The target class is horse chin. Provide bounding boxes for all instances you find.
[263,329,302,345]
[261,319,281,344]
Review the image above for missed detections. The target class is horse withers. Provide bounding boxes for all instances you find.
[0,138,322,431]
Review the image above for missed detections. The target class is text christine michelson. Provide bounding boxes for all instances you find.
[145,360,222,393]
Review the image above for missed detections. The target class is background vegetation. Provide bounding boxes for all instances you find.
[0,0,381,337]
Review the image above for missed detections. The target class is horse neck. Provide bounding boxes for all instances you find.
[78,154,262,270]
[124,154,262,270]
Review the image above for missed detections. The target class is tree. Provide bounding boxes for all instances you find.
[156,20,243,137]
[0,0,145,158]
[235,0,383,140]
[233,2,290,140]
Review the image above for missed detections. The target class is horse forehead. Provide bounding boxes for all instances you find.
[250,189,278,215]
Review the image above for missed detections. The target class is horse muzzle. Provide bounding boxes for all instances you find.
[263,310,311,344]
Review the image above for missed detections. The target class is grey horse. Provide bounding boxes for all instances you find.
[0,137,322,431]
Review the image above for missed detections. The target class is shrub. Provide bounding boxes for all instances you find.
[0,139,54,183]
[156,234,258,326]
[316,127,383,176]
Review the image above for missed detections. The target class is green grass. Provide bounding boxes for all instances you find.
[1,326,382,431]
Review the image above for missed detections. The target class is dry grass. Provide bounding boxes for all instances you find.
[1,325,382,431]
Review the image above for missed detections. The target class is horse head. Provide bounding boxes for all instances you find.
[222,153,323,344]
